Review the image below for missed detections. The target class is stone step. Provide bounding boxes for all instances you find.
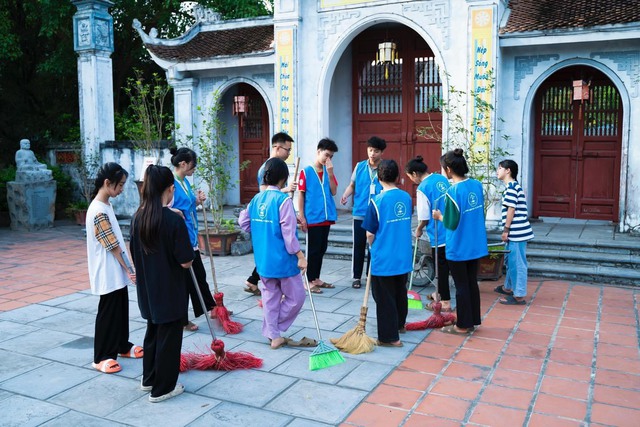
[528,261,640,286]
[527,247,640,269]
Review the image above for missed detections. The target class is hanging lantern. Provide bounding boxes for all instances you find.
[233,95,249,116]
[376,41,397,80]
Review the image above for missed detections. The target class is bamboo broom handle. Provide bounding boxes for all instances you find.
[201,202,219,294]
[362,270,372,308]
[289,157,301,199]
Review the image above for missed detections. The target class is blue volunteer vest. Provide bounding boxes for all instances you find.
[417,173,449,246]
[444,179,489,261]
[248,190,300,278]
[303,165,337,224]
[353,160,383,217]
[369,188,413,276]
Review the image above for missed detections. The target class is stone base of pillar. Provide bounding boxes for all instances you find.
[7,180,57,231]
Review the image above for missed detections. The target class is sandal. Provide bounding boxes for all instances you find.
[426,292,438,301]
[440,325,473,335]
[286,336,318,347]
[119,345,143,359]
[425,301,453,312]
[352,279,362,289]
[316,281,335,289]
[92,358,122,374]
[499,295,526,305]
[376,340,403,347]
[244,286,261,296]
[270,337,288,349]
[183,321,198,331]
[309,286,323,294]
[494,285,513,296]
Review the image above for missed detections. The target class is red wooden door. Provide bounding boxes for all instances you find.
[238,84,269,204]
[352,27,442,196]
[533,67,621,221]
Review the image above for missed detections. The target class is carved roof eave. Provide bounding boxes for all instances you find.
[500,21,640,47]
[148,50,276,76]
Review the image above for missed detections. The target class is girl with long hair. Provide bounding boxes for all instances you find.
[86,162,141,374]
[130,165,194,402]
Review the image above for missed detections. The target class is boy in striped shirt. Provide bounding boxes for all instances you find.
[495,160,534,305]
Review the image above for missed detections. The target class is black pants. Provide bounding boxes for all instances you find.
[448,259,481,329]
[142,318,183,398]
[94,286,132,364]
[246,267,260,286]
[352,219,368,280]
[187,250,215,317]
[371,273,408,343]
[432,245,451,301]
[306,225,331,282]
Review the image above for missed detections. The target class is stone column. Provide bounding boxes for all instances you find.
[169,76,199,145]
[72,0,115,159]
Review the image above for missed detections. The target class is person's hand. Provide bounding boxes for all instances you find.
[298,215,308,233]
[414,227,423,238]
[325,157,334,174]
[197,190,207,204]
[432,209,442,221]
[298,256,308,272]
[128,272,136,285]
[285,182,297,193]
[501,231,509,242]
[340,194,348,205]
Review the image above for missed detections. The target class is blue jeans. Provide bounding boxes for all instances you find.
[504,240,528,297]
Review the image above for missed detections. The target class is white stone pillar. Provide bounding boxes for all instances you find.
[169,76,199,146]
[72,0,115,159]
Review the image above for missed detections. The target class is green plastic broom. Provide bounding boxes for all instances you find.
[407,238,423,309]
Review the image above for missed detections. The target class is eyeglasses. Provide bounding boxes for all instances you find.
[277,146,292,153]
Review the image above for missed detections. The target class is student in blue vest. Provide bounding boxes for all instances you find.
[243,132,296,297]
[340,136,386,288]
[362,159,412,347]
[405,155,452,312]
[238,158,307,350]
[298,138,339,294]
[432,149,488,335]
[495,159,534,305]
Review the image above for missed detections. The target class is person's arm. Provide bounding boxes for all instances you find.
[172,214,195,269]
[280,198,307,271]
[94,213,134,282]
[297,169,308,232]
[340,181,355,205]
[362,201,379,246]
[326,158,337,196]
[415,191,431,238]
[238,207,251,233]
[502,206,515,242]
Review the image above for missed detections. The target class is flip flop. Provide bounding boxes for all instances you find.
[308,286,323,294]
[352,279,362,289]
[494,285,513,296]
[376,340,404,347]
[270,338,288,349]
[500,295,526,305]
[244,287,261,296]
[316,281,335,289]
[92,358,122,374]
[425,301,453,312]
[440,325,473,335]
[426,292,438,301]
[286,336,318,347]
[119,345,143,358]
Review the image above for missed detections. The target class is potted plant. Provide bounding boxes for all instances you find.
[187,90,249,256]
[418,71,511,276]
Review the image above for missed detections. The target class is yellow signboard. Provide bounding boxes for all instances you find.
[276,28,295,141]
[469,7,494,150]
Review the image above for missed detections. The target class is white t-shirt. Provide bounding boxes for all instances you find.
[85,200,130,295]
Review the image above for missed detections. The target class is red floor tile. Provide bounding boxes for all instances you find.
[454,348,499,367]
[596,342,638,359]
[549,348,593,366]
[553,337,595,354]
[415,394,471,421]
[469,402,527,426]
[412,342,456,360]
[517,321,556,335]
[556,326,595,340]
[480,384,534,410]
[596,355,640,374]
[441,361,491,382]
[562,309,598,321]
[403,413,460,427]
[0,300,29,311]
[593,384,640,409]
[399,355,448,375]
[497,354,544,374]
[598,332,639,347]
[462,337,505,353]
[504,342,547,359]
[560,317,596,330]
[598,322,638,336]
[528,412,584,427]
[545,361,593,382]
[534,393,587,420]
[590,403,640,427]
[383,368,436,391]
[511,331,552,347]
[429,377,483,401]
[521,312,558,325]
[366,384,422,410]
[491,368,540,390]
[471,327,511,340]
[539,376,589,401]
[345,402,408,427]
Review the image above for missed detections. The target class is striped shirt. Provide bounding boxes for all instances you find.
[501,181,534,242]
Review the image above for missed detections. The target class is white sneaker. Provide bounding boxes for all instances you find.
[140,379,152,392]
[148,383,184,403]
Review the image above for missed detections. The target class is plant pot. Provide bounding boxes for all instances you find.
[198,230,240,256]
[478,243,509,281]
[73,209,88,226]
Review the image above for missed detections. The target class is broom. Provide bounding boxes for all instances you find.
[407,238,423,309]
[290,157,300,199]
[202,202,242,334]
[330,270,376,354]
[304,275,345,370]
[406,223,456,330]
[180,266,262,372]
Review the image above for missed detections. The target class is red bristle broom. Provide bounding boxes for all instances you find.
[202,202,243,334]
[406,221,456,330]
[180,266,262,372]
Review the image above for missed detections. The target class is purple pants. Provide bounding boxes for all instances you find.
[260,274,305,340]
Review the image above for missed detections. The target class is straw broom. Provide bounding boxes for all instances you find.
[202,203,242,334]
[330,271,376,354]
[180,266,262,371]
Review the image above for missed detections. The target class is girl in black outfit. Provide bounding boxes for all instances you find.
[130,165,194,403]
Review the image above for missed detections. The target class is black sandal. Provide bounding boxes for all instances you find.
[352,279,361,289]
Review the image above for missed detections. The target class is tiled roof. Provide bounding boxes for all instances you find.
[501,0,640,34]
[146,25,274,61]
